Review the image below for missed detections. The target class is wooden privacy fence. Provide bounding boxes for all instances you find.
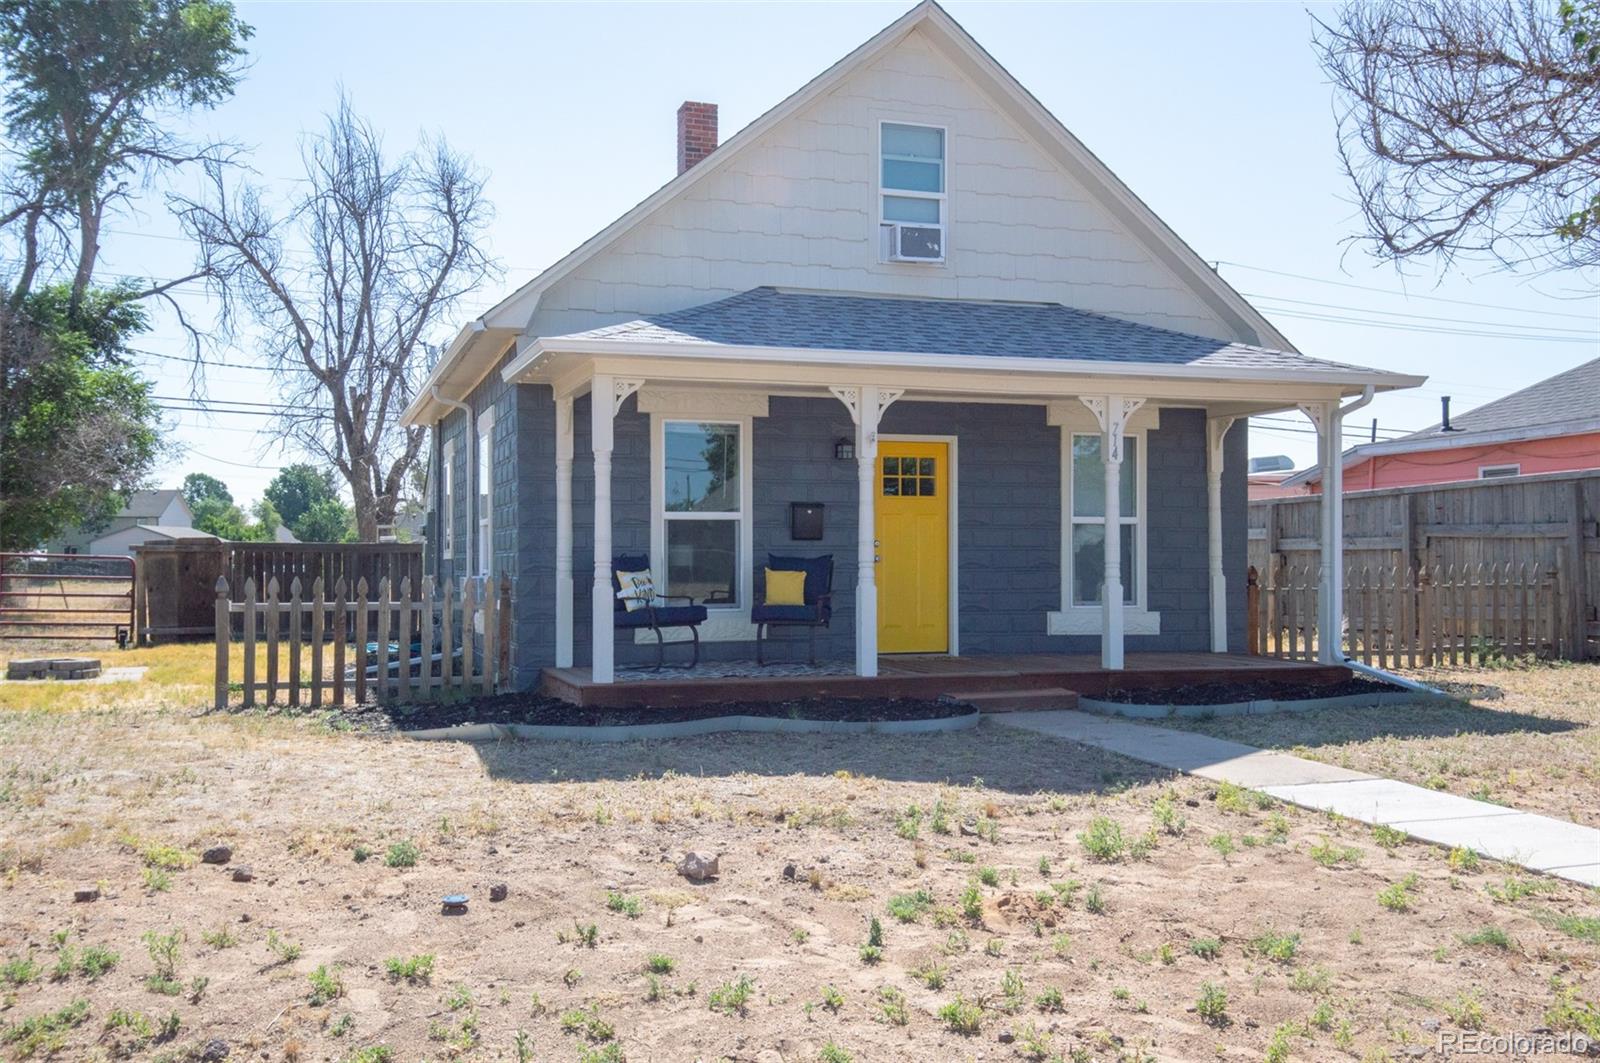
[1246,561,1573,667]
[1249,470,1598,661]
[212,573,510,710]
[134,540,424,644]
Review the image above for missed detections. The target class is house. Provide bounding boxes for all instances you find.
[50,489,216,557]
[403,1,1423,690]
[1279,357,1600,494]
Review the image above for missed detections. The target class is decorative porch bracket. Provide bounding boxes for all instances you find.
[1080,394,1145,670]
[589,374,647,684]
[1206,416,1237,653]
[831,385,903,677]
[1298,400,1340,663]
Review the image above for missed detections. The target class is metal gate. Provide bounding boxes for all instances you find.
[0,553,136,645]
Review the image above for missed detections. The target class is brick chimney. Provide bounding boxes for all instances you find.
[677,101,718,175]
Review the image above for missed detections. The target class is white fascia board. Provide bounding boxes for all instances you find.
[403,320,488,426]
[1281,416,1600,486]
[506,336,1425,392]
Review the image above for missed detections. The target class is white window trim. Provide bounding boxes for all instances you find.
[1478,463,1520,479]
[1046,404,1161,636]
[440,437,455,561]
[877,119,947,265]
[476,409,495,577]
[647,413,756,644]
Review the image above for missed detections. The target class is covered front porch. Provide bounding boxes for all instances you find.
[499,289,1417,688]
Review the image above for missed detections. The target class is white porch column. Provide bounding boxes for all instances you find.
[1082,395,1145,670]
[1206,416,1237,653]
[554,394,575,668]
[589,375,644,683]
[831,384,902,677]
[1300,400,1340,663]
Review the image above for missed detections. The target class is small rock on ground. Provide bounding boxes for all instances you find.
[678,851,719,882]
[230,866,253,882]
[489,883,508,902]
[72,885,99,903]
[202,845,232,865]
[199,1039,229,1061]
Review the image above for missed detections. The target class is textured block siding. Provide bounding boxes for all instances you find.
[523,25,1234,344]
[555,398,1244,669]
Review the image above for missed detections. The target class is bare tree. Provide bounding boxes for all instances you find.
[173,95,498,539]
[1315,0,1600,273]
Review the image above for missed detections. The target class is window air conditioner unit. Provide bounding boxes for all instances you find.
[887,223,943,262]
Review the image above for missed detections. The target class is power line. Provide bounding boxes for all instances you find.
[1218,260,1600,321]
[1242,293,1598,337]
[1255,305,1600,344]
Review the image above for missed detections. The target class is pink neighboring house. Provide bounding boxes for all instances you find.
[1278,357,1600,495]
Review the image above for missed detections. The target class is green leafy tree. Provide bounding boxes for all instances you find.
[0,286,162,549]
[293,497,354,543]
[264,464,339,530]
[0,0,252,311]
[181,472,231,509]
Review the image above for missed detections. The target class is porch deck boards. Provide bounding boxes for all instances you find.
[540,652,1350,709]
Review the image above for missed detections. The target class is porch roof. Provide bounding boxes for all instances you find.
[535,288,1420,389]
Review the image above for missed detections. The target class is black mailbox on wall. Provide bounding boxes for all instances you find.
[790,502,824,541]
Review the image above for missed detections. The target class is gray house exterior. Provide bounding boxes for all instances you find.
[408,2,1421,691]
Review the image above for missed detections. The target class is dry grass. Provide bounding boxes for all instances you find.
[1166,662,1600,827]
[0,652,1597,1061]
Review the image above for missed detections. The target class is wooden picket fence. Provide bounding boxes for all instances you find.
[1246,561,1570,667]
[212,573,510,710]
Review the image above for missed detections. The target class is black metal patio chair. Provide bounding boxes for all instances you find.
[753,554,833,665]
[613,553,709,670]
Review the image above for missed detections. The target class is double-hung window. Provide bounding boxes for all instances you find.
[880,122,945,260]
[476,412,494,576]
[660,420,744,606]
[440,438,455,560]
[1068,434,1140,607]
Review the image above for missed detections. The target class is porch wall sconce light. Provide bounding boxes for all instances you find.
[833,437,855,461]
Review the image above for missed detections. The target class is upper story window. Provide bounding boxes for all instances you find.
[880,122,945,263]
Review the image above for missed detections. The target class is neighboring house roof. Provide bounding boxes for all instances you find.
[1282,356,1600,488]
[97,525,217,544]
[114,489,191,523]
[404,0,1308,424]
[273,524,300,543]
[540,288,1402,383]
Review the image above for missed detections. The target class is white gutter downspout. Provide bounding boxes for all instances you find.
[1342,656,1451,698]
[430,385,472,578]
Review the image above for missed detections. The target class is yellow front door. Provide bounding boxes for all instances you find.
[876,441,950,654]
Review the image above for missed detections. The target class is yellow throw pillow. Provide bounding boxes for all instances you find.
[764,568,807,606]
[615,569,654,611]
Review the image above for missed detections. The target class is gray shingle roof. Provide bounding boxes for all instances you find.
[551,287,1396,378]
[1396,356,1600,439]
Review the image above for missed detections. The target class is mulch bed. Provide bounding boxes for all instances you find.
[335,692,974,733]
[1096,676,1402,706]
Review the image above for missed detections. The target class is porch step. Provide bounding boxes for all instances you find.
[948,687,1079,714]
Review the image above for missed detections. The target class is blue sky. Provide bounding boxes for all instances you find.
[110,1,1599,505]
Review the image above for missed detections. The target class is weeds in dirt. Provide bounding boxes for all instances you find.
[1248,928,1300,963]
[1084,883,1107,914]
[572,922,599,948]
[559,1004,615,1042]
[605,890,643,918]
[1,998,90,1057]
[308,965,344,1005]
[1196,981,1229,1025]
[1214,782,1271,815]
[1447,846,1482,873]
[1188,937,1222,960]
[819,1041,852,1063]
[820,984,844,1012]
[1152,795,1187,836]
[2,953,39,986]
[1371,824,1408,850]
[1309,837,1362,867]
[1460,926,1512,950]
[1035,985,1064,1011]
[266,928,302,966]
[1078,816,1126,861]
[938,994,983,1034]
[200,925,237,950]
[384,954,435,984]
[645,953,674,974]
[708,974,755,1015]
[1545,978,1600,1038]
[878,985,909,1025]
[383,840,420,868]
[1378,873,1422,912]
[1446,989,1486,1030]
[886,889,932,923]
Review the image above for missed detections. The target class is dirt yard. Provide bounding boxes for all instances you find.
[1,647,1598,1062]
[1165,662,1600,829]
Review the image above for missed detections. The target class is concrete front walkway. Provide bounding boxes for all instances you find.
[992,710,1600,887]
